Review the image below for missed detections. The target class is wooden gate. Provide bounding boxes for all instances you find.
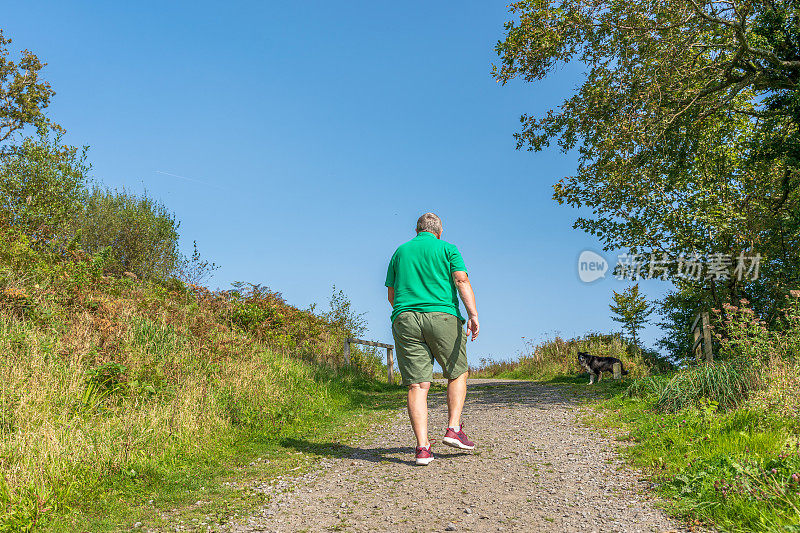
[344,338,396,385]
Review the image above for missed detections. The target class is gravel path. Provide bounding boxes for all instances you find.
[227,380,683,533]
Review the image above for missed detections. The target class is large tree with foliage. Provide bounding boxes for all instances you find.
[0,30,60,145]
[495,1,800,353]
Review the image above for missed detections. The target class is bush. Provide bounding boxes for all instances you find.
[77,187,180,280]
[0,133,89,239]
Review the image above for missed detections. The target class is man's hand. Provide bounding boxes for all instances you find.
[466,316,479,341]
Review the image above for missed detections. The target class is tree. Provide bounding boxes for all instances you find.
[610,284,654,347]
[0,30,61,145]
[0,132,89,238]
[325,285,367,339]
[494,0,800,325]
[78,187,181,280]
[655,283,709,362]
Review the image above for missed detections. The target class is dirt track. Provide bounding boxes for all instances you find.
[226,380,682,532]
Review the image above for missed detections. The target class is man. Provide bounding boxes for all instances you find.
[385,212,479,466]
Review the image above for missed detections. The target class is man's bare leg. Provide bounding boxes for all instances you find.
[408,382,431,448]
[447,372,468,428]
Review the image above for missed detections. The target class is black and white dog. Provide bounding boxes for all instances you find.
[577,351,628,384]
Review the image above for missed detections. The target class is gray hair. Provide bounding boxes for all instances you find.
[416,213,442,235]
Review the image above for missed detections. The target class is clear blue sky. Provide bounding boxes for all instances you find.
[4,1,672,360]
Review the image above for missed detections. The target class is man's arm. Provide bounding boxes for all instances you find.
[452,271,479,340]
[387,287,394,306]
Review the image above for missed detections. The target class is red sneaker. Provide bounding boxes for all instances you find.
[415,444,434,466]
[443,425,475,450]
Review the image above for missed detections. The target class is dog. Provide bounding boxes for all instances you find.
[577,351,628,385]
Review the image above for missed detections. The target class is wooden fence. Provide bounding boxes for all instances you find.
[691,311,713,363]
[344,337,395,385]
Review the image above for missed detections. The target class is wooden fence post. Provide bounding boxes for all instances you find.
[387,347,394,385]
[344,338,395,382]
[690,312,713,364]
[613,362,622,380]
[693,327,702,363]
[702,312,713,363]
[692,313,702,363]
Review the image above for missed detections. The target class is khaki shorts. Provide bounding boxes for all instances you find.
[391,311,468,385]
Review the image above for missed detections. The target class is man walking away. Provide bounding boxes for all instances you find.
[385,213,479,466]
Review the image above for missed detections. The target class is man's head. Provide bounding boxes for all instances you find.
[416,212,442,238]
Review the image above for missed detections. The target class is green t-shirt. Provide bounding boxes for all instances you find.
[385,231,467,323]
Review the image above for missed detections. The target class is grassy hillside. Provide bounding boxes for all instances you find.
[0,225,403,531]
[469,332,668,381]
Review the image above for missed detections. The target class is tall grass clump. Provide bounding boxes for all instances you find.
[654,360,759,412]
[624,374,671,399]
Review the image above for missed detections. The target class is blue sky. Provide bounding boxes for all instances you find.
[4,1,672,361]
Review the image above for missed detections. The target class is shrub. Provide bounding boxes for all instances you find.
[174,240,218,286]
[324,285,367,339]
[0,133,89,239]
[77,187,180,280]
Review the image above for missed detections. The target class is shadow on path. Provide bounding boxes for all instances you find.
[462,380,593,409]
[280,438,470,467]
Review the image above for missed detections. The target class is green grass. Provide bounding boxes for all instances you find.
[652,361,759,412]
[2,351,406,532]
[589,389,800,532]
[75,376,405,532]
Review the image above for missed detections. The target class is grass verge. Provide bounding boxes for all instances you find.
[586,391,800,532]
[13,369,406,532]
